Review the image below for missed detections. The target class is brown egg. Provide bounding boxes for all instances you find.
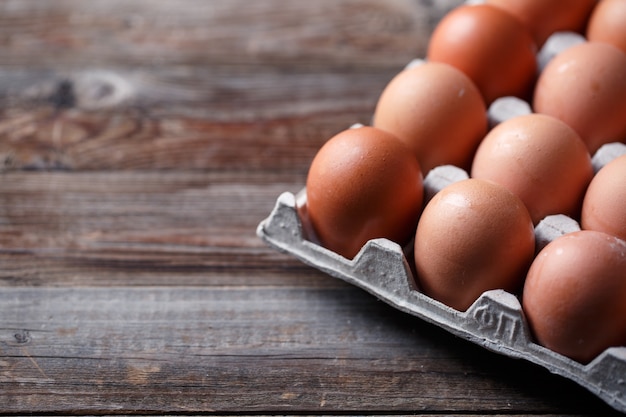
[581,154,626,240]
[487,0,597,47]
[533,41,626,154]
[471,113,594,224]
[373,62,487,175]
[414,178,535,311]
[305,126,423,259]
[427,4,537,104]
[587,0,626,54]
[522,230,626,363]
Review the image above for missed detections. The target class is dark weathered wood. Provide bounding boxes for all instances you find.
[0,0,460,172]
[0,104,360,171]
[0,170,315,287]
[0,286,617,414]
[0,0,458,69]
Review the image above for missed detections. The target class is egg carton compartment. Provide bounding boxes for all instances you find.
[257,142,626,414]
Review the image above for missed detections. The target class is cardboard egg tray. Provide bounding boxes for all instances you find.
[257,138,626,413]
[257,195,626,411]
[257,25,626,412]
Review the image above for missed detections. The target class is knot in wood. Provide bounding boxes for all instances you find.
[14,329,31,345]
[69,71,134,110]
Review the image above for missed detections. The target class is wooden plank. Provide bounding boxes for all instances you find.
[0,286,617,415]
[0,170,315,286]
[0,0,461,172]
[0,0,459,70]
[0,87,375,171]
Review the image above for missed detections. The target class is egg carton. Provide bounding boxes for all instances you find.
[258,28,625,411]
[257,140,626,414]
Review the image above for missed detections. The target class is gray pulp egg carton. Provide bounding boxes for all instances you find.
[258,30,626,410]
[257,141,626,414]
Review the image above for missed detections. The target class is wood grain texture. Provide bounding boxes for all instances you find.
[0,0,621,415]
[0,0,460,172]
[0,170,313,287]
[0,0,456,69]
[0,286,616,414]
[0,104,353,171]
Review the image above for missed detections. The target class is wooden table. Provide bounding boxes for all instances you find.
[0,1,621,415]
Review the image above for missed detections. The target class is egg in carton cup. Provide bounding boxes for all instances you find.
[258,24,626,413]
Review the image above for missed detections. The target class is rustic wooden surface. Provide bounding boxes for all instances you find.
[0,1,621,415]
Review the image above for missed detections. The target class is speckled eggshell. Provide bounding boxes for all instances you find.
[373,62,487,175]
[522,230,626,364]
[487,0,597,48]
[587,0,626,54]
[533,41,626,154]
[581,154,626,241]
[305,126,423,260]
[471,113,594,224]
[414,178,535,312]
[427,4,537,104]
